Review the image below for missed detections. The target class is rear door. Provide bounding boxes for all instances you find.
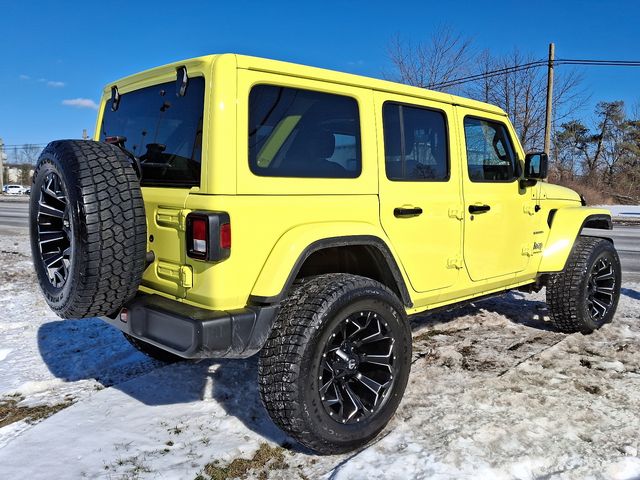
[99,75,207,298]
[456,108,536,281]
[376,93,463,293]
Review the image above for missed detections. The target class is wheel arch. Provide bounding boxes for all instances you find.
[538,207,613,273]
[249,226,412,307]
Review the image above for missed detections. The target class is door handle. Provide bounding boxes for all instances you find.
[394,207,423,218]
[468,204,491,214]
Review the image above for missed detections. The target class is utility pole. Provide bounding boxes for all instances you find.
[544,42,555,155]
[0,138,5,193]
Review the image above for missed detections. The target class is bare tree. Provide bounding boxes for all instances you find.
[386,25,474,93]
[463,49,586,151]
[19,164,32,186]
[19,144,42,165]
[386,30,587,152]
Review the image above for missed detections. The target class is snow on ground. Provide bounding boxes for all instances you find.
[597,205,640,219]
[1,225,639,480]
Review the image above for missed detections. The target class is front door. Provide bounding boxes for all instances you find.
[377,93,463,293]
[457,108,536,281]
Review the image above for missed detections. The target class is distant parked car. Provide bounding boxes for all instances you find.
[3,184,27,195]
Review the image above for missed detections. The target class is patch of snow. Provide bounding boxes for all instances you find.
[596,205,640,218]
[605,457,640,480]
[0,348,11,361]
[1,227,639,479]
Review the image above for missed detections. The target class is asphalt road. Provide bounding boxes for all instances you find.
[1,200,638,281]
[0,200,29,228]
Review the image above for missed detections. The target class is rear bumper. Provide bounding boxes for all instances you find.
[103,294,278,359]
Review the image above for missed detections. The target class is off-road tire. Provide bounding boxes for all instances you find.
[547,236,621,333]
[30,140,147,319]
[123,333,182,363]
[258,274,412,455]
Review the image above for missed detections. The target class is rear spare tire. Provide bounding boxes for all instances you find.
[30,140,147,319]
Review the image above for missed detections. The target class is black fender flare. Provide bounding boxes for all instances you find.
[248,235,412,307]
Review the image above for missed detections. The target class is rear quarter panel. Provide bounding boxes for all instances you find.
[183,194,394,310]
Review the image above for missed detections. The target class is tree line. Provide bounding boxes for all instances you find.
[387,27,639,204]
[2,144,41,186]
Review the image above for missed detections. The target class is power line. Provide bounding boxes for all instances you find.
[427,60,547,89]
[557,59,640,66]
[427,57,640,90]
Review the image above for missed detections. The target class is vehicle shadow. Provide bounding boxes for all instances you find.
[621,287,640,300]
[36,319,291,446]
[410,291,557,333]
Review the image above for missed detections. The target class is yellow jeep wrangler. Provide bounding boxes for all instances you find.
[30,54,620,454]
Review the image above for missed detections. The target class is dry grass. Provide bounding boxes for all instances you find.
[0,395,74,428]
[198,443,289,480]
[551,179,614,205]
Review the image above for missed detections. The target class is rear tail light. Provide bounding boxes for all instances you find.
[220,223,231,250]
[186,211,231,262]
[191,218,207,254]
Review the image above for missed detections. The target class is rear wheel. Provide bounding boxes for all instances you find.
[258,274,412,454]
[30,140,147,319]
[547,236,621,333]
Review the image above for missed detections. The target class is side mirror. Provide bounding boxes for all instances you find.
[524,152,548,180]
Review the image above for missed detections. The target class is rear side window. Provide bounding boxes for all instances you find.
[248,85,361,178]
[100,77,205,188]
[382,103,448,181]
[463,117,517,182]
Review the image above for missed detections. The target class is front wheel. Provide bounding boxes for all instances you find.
[258,274,412,455]
[547,236,621,333]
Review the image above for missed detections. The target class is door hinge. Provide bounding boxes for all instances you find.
[179,265,193,288]
[157,261,193,288]
[156,208,190,231]
[447,256,464,269]
[448,208,464,220]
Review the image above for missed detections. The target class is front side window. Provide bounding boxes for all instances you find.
[383,103,449,181]
[249,85,361,178]
[100,77,205,188]
[463,117,517,182]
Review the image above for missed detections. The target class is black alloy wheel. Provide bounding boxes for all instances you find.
[318,310,397,425]
[585,256,617,321]
[35,172,72,289]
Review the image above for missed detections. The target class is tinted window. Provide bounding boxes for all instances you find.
[463,117,516,182]
[383,103,448,181]
[249,85,361,178]
[100,77,205,187]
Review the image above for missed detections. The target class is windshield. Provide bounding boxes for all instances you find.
[100,77,205,188]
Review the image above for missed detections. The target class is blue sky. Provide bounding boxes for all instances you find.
[1,0,639,149]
